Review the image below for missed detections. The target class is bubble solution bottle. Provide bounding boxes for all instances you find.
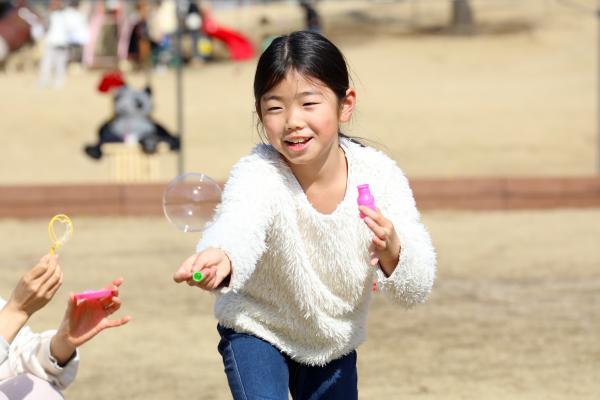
[357,184,376,218]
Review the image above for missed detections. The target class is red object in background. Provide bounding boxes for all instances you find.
[207,25,254,61]
[97,71,125,93]
[0,6,33,57]
[201,10,254,61]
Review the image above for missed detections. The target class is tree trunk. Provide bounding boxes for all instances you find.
[451,0,475,34]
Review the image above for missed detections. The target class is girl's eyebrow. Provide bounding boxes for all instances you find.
[297,91,322,97]
[263,94,283,101]
[263,91,322,102]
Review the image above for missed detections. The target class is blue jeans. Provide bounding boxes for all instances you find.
[217,324,358,400]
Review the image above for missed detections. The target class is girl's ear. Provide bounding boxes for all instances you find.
[339,88,356,123]
[255,101,263,122]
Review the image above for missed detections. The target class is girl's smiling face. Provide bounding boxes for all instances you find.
[258,69,355,169]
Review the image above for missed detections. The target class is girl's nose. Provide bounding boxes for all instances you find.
[285,110,305,132]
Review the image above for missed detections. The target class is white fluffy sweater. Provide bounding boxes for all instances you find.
[197,138,436,365]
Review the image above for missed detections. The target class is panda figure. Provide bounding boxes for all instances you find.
[84,83,180,160]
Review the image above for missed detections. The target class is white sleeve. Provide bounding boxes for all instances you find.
[0,327,79,390]
[196,155,277,292]
[373,164,437,307]
[0,336,8,367]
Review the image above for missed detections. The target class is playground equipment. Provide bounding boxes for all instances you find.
[201,7,254,61]
[0,2,38,64]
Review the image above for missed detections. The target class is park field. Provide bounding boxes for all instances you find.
[0,1,598,399]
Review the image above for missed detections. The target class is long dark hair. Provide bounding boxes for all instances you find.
[254,30,364,145]
[254,31,349,104]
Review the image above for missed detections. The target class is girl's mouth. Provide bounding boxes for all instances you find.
[284,137,313,152]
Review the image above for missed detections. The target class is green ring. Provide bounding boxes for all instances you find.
[192,271,204,282]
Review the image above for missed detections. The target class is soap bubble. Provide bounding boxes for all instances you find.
[163,173,222,232]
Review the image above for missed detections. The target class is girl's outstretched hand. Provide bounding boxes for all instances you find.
[51,277,131,366]
[359,206,402,277]
[173,247,232,291]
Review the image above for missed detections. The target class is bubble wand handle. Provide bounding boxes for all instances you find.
[192,271,204,283]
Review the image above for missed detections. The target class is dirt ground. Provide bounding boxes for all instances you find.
[0,1,599,399]
[0,210,598,399]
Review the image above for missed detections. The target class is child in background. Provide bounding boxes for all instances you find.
[0,254,130,397]
[174,31,436,399]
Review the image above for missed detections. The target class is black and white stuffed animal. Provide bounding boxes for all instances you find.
[84,84,180,160]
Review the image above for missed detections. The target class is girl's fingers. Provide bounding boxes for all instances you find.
[358,205,376,218]
[200,269,217,290]
[364,216,387,240]
[187,266,216,290]
[174,265,193,283]
[359,206,385,223]
[368,242,379,266]
[197,267,215,288]
[174,254,201,282]
[177,251,225,290]
[372,236,387,250]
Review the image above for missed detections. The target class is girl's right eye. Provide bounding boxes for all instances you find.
[267,106,282,112]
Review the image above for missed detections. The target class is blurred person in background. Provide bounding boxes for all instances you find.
[128,0,156,71]
[151,0,177,70]
[38,0,88,87]
[0,254,130,399]
[63,0,88,69]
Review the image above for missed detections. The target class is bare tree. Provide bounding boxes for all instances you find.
[450,0,475,33]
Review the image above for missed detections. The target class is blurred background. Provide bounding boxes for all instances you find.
[0,0,596,182]
[0,1,598,399]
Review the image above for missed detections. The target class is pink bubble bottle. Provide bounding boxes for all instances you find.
[357,184,376,218]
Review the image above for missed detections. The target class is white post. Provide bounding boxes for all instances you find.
[175,0,187,176]
[597,1,600,173]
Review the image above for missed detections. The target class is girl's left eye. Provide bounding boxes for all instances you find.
[303,102,318,107]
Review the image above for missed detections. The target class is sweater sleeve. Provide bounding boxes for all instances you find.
[373,163,436,307]
[196,153,277,292]
[0,326,79,390]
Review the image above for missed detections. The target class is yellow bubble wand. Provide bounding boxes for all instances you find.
[48,214,74,255]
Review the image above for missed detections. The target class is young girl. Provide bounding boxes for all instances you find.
[173,31,436,399]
